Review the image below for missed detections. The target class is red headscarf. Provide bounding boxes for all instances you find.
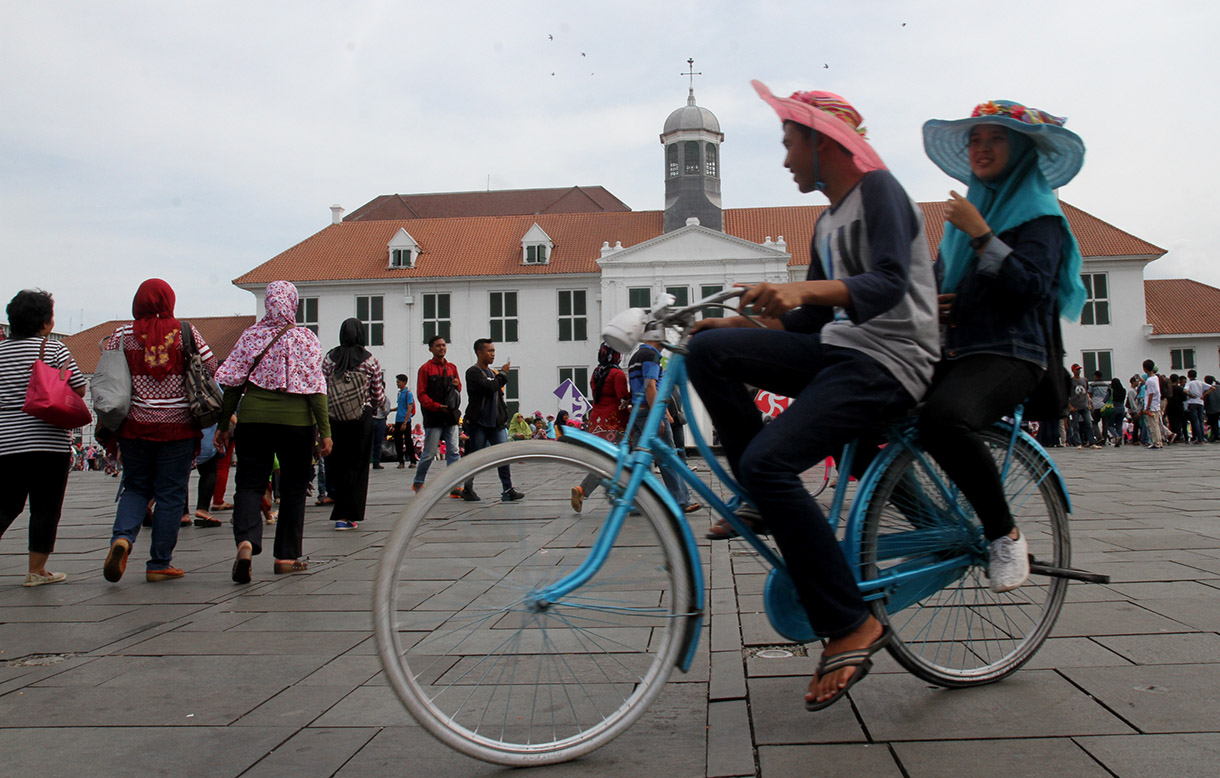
[131,278,182,378]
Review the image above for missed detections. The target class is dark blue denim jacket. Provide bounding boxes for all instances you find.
[937,215,1062,368]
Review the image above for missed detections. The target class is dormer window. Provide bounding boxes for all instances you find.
[387,228,419,269]
[525,244,547,264]
[520,223,554,265]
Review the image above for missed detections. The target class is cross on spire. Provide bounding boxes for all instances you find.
[682,58,702,105]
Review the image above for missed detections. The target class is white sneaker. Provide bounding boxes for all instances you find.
[987,531,1029,593]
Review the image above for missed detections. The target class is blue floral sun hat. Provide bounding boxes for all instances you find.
[923,100,1085,189]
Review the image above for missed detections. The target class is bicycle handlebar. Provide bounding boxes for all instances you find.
[602,287,764,354]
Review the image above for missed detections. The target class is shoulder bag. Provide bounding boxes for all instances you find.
[180,322,226,428]
[23,338,92,429]
[91,344,132,431]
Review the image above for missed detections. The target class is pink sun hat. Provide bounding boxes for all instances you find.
[751,79,886,175]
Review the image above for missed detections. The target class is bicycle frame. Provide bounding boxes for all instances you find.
[547,296,1075,658]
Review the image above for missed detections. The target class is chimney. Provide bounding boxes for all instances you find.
[330,204,345,225]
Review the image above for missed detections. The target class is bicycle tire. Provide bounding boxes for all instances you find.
[373,441,693,766]
[858,427,1069,687]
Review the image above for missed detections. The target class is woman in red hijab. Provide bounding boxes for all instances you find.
[101,279,217,585]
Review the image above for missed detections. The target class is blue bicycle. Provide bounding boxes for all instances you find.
[373,289,1103,766]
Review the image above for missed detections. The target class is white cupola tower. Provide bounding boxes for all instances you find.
[660,59,724,233]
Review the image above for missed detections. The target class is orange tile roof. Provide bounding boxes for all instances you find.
[1145,279,1220,335]
[60,315,256,374]
[235,199,1165,286]
[344,186,631,222]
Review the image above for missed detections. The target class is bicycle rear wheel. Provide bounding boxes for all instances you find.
[373,441,693,765]
[858,427,1069,687]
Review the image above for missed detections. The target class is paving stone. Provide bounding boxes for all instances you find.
[0,684,275,726]
[1051,601,1197,636]
[709,649,746,700]
[232,683,355,727]
[1094,632,1220,665]
[0,726,295,777]
[850,670,1133,741]
[893,737,1111,778]
[1075,733,1220,778]
[1062,664,1220,733]
[707,699,754,777]
[120,629,368,657]
[710,611,741,652]
[747,675,866,745]
[758,743,901,778]
[241,727,379,778]
[1020,636,1133,670]
[739,612,787,646]
[1136,596,1220,631]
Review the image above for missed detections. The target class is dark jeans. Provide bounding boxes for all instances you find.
[370,416,388,464]
[918,354,1043,542]
[326,410,374,523]
[112,437,194,570]
[232,422,313,559]
[1187,404,1206,442]
[1209,412,1220,442]
[463,424,513,492]
[687,328,915,639]
[629,413,690,507]
[0,451,70,554]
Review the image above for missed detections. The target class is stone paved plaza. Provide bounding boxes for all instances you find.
[2,442,1220,777]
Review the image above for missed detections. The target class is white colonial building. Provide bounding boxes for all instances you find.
[232,87,1206,423]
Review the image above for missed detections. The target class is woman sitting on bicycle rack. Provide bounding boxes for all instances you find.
[917,101,1086,593]
[687,81,940,711]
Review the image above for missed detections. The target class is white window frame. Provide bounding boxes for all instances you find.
[558,290,588,342]
[423,293,451,344]
[1081,272,1110,326]
[296,297,319,335]
[490,291,518,343]
[356,295,384,346]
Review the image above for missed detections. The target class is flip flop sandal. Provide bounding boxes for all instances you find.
[273,559,309,575]
[805,625,892,712]
[232,556,252,584]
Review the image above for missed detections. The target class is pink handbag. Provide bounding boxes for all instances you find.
[23,338,92,429]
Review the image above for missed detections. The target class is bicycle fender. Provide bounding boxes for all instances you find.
[1008,426,1070,513]
[559,428,706,673]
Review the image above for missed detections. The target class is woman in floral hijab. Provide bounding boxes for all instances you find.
[215,281,331,583]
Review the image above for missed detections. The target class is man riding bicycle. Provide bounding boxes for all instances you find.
[686,81,939,711]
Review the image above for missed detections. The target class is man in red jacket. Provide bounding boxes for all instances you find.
[413,335,463,496]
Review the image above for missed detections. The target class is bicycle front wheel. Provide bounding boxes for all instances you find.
[859,427,1069,687]
[373,441,693,766]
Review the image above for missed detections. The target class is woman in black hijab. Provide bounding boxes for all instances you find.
[322,318,385,530]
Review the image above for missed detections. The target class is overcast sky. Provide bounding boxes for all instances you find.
[3,0,1215,333]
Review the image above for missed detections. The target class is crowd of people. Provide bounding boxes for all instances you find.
[1042,362,1220,449]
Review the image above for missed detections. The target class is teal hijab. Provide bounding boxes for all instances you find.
[938,129,1086,321]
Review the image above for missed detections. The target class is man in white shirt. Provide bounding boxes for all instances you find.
[1142,359,1163,449]
[1185,369,1211,443]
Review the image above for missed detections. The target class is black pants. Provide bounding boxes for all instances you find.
[393,422,417,464]
[326,410,373,524]
[196,455,219,512]
[918,354,1044,542]
[0,451,70,554]
[232,423,313,559]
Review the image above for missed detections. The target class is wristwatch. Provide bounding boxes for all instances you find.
[969,230,994,251]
